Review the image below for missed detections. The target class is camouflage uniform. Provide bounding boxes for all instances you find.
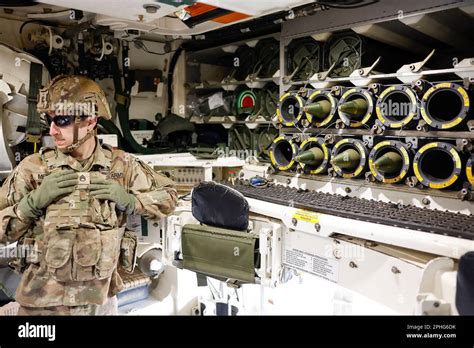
[0,75,178,315]
[0,141,177,314]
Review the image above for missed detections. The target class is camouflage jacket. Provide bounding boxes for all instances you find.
[0,139,177,307]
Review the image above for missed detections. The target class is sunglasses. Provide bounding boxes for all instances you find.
[45,115,85,128]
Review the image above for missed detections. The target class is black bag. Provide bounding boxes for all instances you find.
[456,251,474,315]
[192,182,249,231]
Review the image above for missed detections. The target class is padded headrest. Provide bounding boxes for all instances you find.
[192,182,249,231]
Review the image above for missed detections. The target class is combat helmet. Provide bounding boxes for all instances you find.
[37,75,112,153]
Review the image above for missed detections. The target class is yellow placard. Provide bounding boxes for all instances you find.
[293,209,320,224]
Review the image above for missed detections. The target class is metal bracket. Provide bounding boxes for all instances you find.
[458,187,473,201]
[365,172,375,183]
[327,166,337,178]
[310,61,336,89]
[454,58,474,80]
[349,56,381,86]
[416,119,429,132]
[397,49,435,84]
[324,134,341,145]
[416,293,451,315]
[467,120,474,132]
[412,79,428,95]
[335,119,347,129]
[295,133,311,143]
[362,135,374,148]
[371,119,385,135]
[405,175,419,188]
[330,85,343,97]
[456,138,472,153]
[405,137,418,149]
[297,87,310,97]
[368,83,382,95]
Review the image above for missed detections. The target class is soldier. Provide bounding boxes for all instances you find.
[0,75,178,315]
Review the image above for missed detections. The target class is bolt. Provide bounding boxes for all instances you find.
[349,261,358,268]
[422,198,430,205]
[153,223,159,227]
[345,187,351,194]
[292,218,297,226]
[143,4,160,13]
[392,266,401,274]
[138,14,144,21]
[314,223,321,232]
[287,178,291,184]
[433,302,440,308]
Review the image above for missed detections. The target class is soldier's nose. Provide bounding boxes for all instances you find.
[49,122,60,136]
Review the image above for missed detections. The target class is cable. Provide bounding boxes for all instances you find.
[315,0,379,9]
[46,26,53,56]
[178,192,192,201]
[133,40,175,56]
[19,19,56,34]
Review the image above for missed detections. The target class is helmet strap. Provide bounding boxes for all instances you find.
[60,116,97,154]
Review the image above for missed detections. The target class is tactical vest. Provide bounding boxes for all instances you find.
[36,145,128,282]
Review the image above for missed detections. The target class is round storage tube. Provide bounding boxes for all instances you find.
[277,92,305,127]
[420,82,470,129]
[296,137,330,174]
[368,140,411,184]
[466,155,474,187]
[303,90,338,128]
[337,88,374,128]
[375,85,418,129]
[413,142,462,189]
[269,136,299,171]
[331,138,368,178]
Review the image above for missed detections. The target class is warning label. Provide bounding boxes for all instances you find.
[292,209,320,224]
[284,248,339,283]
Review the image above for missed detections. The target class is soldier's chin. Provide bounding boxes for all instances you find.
[55,140,69,150]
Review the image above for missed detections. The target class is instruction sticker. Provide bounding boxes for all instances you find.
[292,209,320,224]
[284,248,339,283]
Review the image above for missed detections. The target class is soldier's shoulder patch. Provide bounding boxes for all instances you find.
[21,153,45,167]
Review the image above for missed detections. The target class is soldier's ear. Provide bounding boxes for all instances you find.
[88,116,98,130]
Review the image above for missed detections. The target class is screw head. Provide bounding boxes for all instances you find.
[143,4,160,13]
[292,218,298,226]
